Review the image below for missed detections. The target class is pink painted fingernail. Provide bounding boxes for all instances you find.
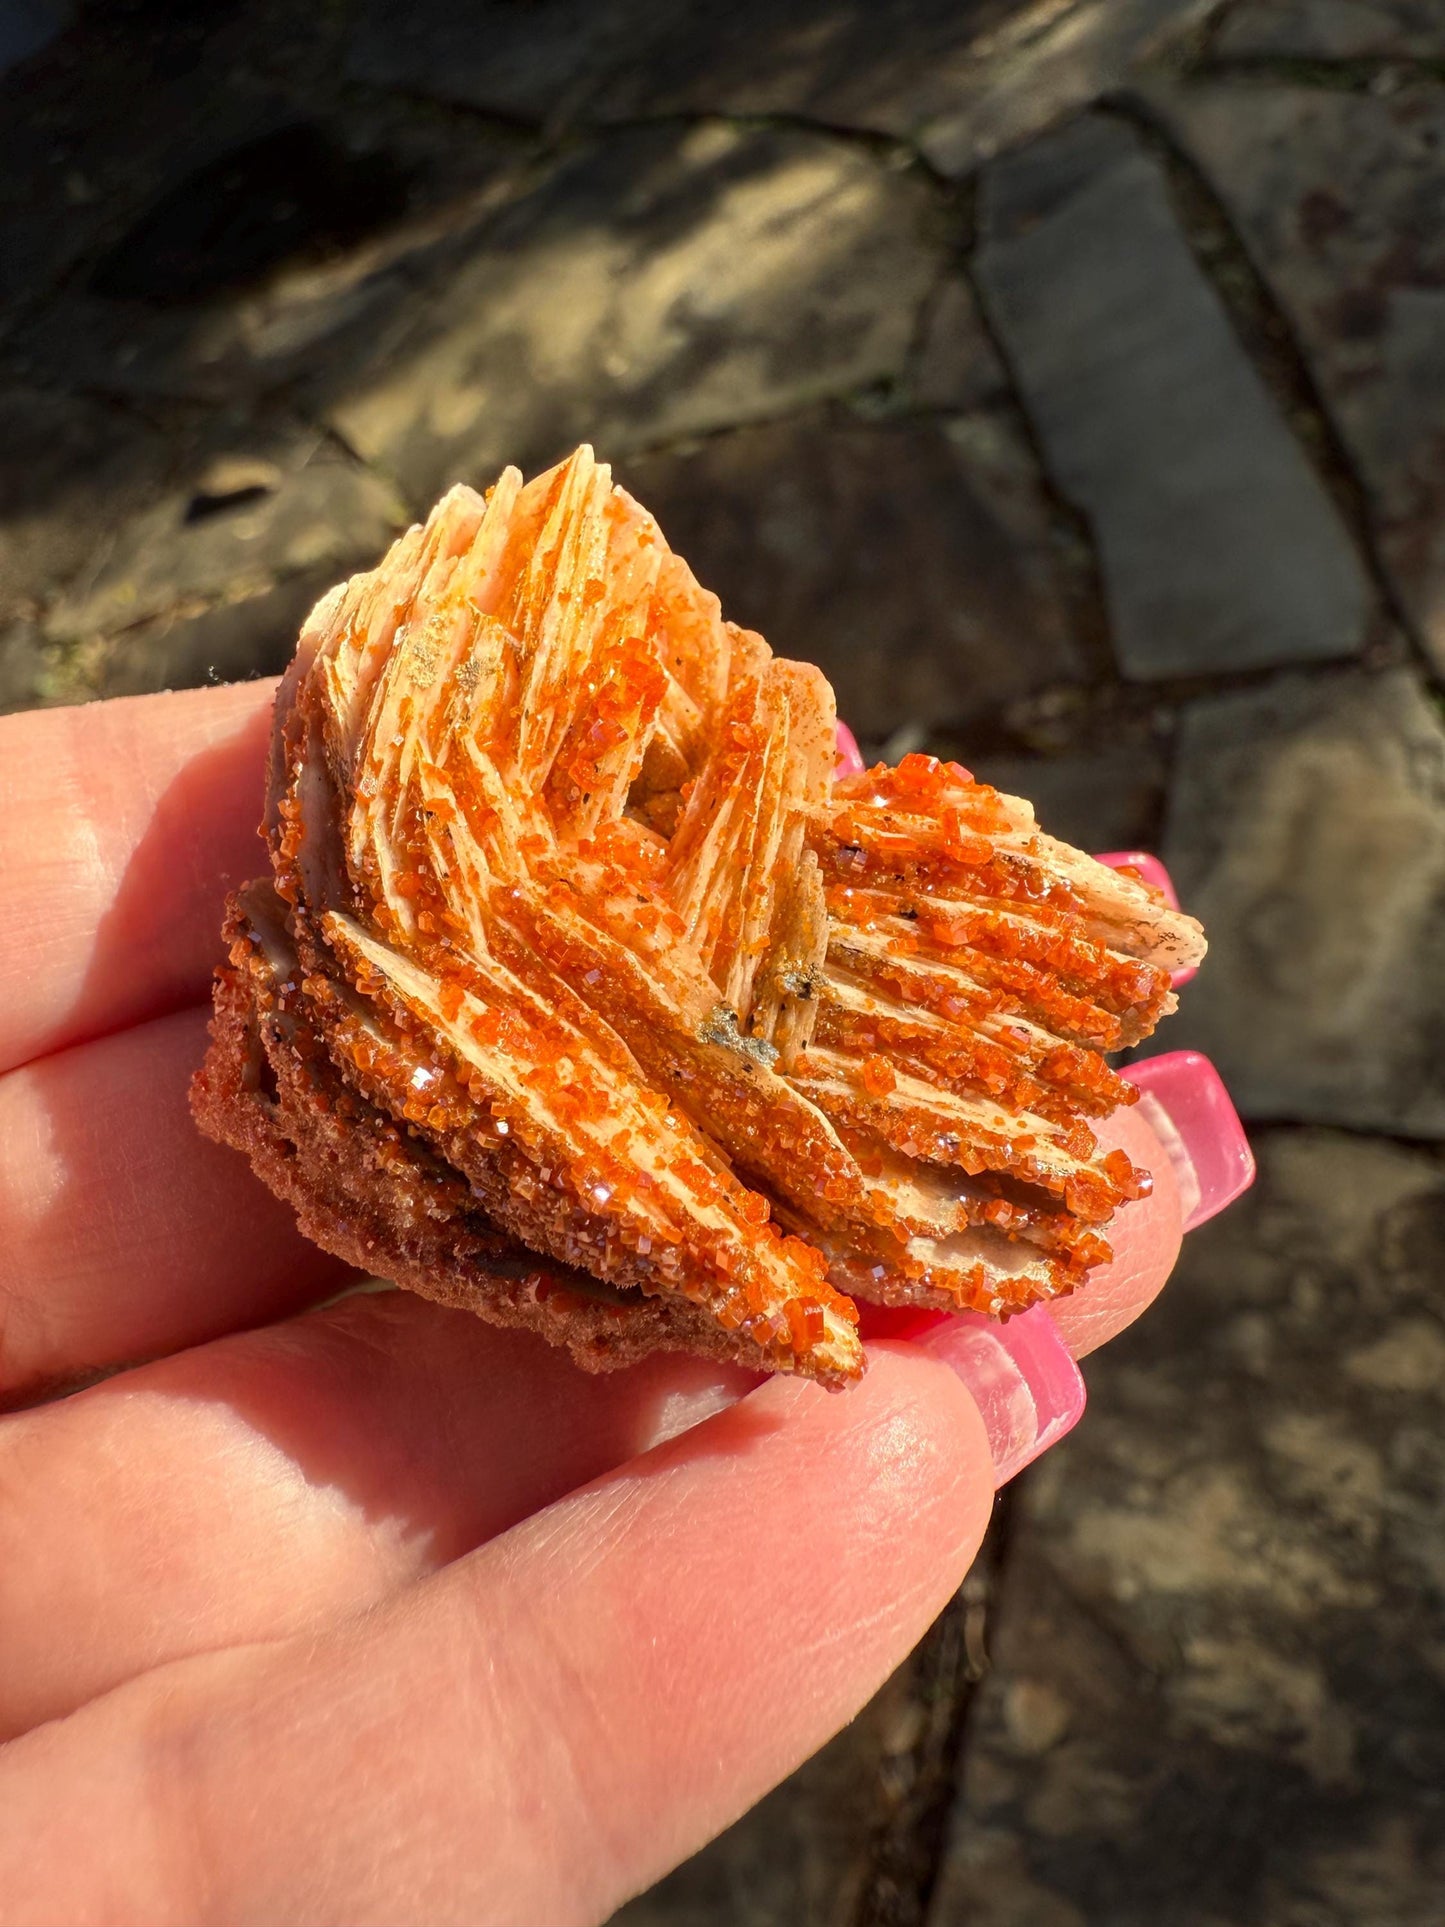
[911,1304,1085,1489]
[1095,850,1197,987]
[835,721,865,776]
[1129,1050,1255,1232]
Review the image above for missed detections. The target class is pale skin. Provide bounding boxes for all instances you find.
[0,684,1184,1926]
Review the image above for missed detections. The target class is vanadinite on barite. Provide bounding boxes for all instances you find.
[191,446,1204,1386]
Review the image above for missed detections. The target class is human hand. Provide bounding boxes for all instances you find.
[0,685,1249,1925]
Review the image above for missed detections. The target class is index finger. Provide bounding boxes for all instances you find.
[0,1345,994,1927]
[0,680,276,1074]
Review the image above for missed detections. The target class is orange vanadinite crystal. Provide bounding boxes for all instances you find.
[861,1055,897,1098]
[199,444,1206,1386]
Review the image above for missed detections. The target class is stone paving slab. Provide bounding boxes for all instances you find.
[0,387,174,626]
[0,620,44,713]
[917,0,1214,176]
[41,436,403,652]
[1156,666,1445,1136]
[323,122,942,512]
[1214,0,1445,60]
[911,273,1013,415]
[10,113,525,408]
[622,411,1084,737]
[28,431,405,704]
[0,9,310,317]
[343,0,1213,167]
[345,0,653,126]
[0,0,526,398]
[583,0,1015,141]
[76,565,347,702]
[930,1128,1445,1927]
[975,114,1372,680]
[1151,82,1445,676]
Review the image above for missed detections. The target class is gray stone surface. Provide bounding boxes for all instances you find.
[75,567,352,702]
[968,748,1167,855]
[345,0,650,124]
[1214,0,1445,59]
[42,438,403,650]
[0,621,43,713]
[930,1128,1445,1927]
[25,436,404,703]
[0,19,305,316]
[976,115,1372,681]
[1158,667,1445,1136]
[0,388,173,624]
[12,115,525,407]
[325,123,941,511]
[344,0,1212,162]
[917,0,1214,176]
[585,0,1018,140]
[911,273,1012,415]
[0,0,526,391]
[1152,83,1445,676]
[622,411,1084,737]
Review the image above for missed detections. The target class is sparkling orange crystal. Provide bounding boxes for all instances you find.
[191,447,1206,1386]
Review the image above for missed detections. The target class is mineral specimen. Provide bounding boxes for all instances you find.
[192,447,1204,1385]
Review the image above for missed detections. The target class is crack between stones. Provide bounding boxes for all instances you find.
[32,358,987,668]
[12,49,1428,714]
[955,259,1120,696]
[1103,89,1435,675]
[1196,54,1445,93]
[2,94,969,565]
[562,104,957,189]
[313,416,416,523]
[1076,650,1408,713]
[9,385,405,656]
[365,93,963,192]
[899,170,980,403]
[851,1485,1022,1927]
[332,74,549,145]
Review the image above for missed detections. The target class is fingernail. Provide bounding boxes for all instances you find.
[835,721,865,776]
[1095,850,1197,987]
[911,1304,1085,1489]
[1129,1050,1255,1232]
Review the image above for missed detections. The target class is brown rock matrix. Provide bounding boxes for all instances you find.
[192,447,1204,1385]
